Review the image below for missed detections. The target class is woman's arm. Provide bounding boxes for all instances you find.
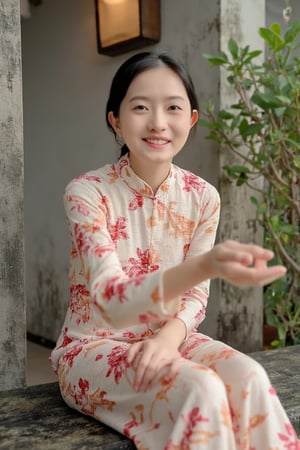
[163,240,286,303]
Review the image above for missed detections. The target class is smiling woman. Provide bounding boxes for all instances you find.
[50,52,298,450]
[107,67,198,192]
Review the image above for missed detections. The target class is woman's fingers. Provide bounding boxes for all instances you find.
[209,241,286,286]
[133,352,153,391]
[225,263,286,286]
[127,341,181,392]
[216,241,274,265]
[136,357,180,392]
[149,358,181,388]
[126,341,143,364]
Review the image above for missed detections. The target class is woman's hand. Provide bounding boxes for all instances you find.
[126,335,181,392]
[206,240,287,286]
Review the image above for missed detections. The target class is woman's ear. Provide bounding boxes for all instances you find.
[108,111,122,136]
[190,109,199,129]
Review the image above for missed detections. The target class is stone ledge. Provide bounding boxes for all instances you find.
[251,344,300,436]
[0,382,135,450]
[0,345,299,449]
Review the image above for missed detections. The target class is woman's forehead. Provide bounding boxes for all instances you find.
[125,66,188,99]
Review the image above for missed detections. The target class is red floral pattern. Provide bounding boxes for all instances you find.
[106,345,130,384]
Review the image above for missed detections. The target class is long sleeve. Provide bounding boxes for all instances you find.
[64,177,180,329]
[175,185,220,335]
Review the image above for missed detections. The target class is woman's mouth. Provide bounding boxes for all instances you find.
[143,138,170,145]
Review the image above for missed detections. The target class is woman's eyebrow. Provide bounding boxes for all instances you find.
[128,95,186,102]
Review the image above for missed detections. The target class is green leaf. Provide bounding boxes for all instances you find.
[227,75,234,84]
[218,110,235,120]
[238,118,248,134]
[240,45,250,58]
[236,173,248,186]
[257,202,268,215]
[270,22,282,37]
[205,131,222,143]
[270,339,281,349]
[206,99,215,114]
[270,215,280,228]
[203,52,228,66]
[239,122,264,139]
[277,75,289,91]
[198,119,213,128]
[284,19,300,44]
[251,91,286,110]
[285,138,300,150]
[259,26,285,51]
[251,91,270,109]
[250,196,259,206]
[275,95,291,105]
[228,38,239,59]
[243,50,263,64]
[223,165,250,177]
[278,324,287,341]
[230,115,241,131]
[272,130,284,140]
[293,155,300,169]
[274,107,286,117]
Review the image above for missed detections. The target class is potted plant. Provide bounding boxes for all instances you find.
[199,19,300,347]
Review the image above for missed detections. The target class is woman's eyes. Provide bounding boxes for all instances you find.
[168,105,182,111]
[133,105,182,111]
[133,105,148,111]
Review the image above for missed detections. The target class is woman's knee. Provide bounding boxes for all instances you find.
[175,362,228,405]
[238,354,269,380]
[247,357,271,391]
[228,353,271,399]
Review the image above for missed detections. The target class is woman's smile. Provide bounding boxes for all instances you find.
[142,136,171,148]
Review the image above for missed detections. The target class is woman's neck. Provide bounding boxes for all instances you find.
[128,156,171,195]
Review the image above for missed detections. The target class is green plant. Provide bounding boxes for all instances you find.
[199,20,300,347]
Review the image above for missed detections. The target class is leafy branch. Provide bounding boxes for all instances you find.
[200,20,300,347]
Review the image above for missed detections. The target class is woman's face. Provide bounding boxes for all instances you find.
[108,66,198,175]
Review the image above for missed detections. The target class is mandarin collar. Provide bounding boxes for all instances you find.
[116,154,173,198]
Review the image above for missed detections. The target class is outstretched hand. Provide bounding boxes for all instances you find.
[206,240,286,286]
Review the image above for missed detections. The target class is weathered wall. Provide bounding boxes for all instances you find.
[0,0,25,390]
[21,0,221,343]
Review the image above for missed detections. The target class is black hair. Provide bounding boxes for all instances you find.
[105,52,199,157]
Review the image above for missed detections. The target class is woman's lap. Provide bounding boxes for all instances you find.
[56,335,296,449]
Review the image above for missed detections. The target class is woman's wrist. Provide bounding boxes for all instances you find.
[155,318,187,348]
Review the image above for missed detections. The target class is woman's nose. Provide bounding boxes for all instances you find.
[148,111,167,131]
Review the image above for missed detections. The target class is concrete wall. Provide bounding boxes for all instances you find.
[0,0,26,390]
[21,0,221,343]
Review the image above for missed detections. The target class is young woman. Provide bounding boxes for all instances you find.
[51,52,299,450]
